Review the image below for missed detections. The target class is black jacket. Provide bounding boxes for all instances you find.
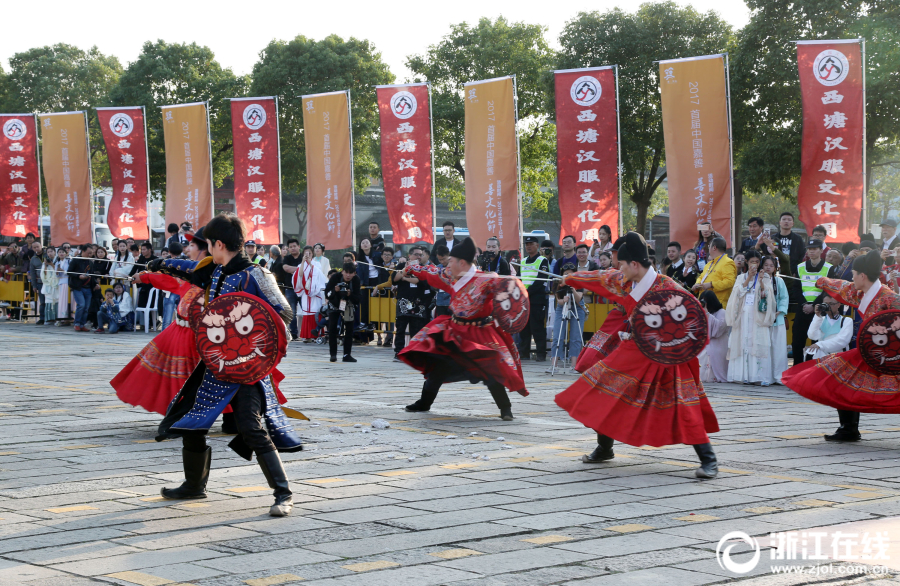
[480,254,511,276]
[68,257,92,290]
[776,232,807,275]
[325,272,361,312]
[392,262,435,319]
[430,237,461,264]
[368,235,385,255]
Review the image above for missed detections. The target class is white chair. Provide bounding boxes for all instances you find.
[136,287,159,333]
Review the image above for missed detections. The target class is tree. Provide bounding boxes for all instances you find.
[250,35,394,238]
[109,40,247,198]
[406,17,557,215]
[557,3,733,234]
[731,0,900,228]
[4,44,122,188]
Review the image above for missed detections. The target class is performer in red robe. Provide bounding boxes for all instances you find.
[575,237,628,373]
[399,237,526,421]
[555,232,720,479]
[783,250,900,441]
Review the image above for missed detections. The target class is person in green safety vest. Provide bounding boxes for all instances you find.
[244,240,267,268]
[518,236,551,361]
[791,239,837,364]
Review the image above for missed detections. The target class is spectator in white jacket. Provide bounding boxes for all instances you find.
[109,240,134,280]
[806,295,854,360]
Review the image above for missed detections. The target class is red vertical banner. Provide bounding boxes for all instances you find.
[303,91,354,250]
[230,97,281,244]
[797,41,864,242]
[96,107,150,240]
[0,115,40,238]
[377,84,433,245]
[554,67,619,245]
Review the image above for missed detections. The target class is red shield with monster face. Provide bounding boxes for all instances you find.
[630,290,708,365]
[194,292,287,384]
[858,309,900,376]
[492,278,531,334]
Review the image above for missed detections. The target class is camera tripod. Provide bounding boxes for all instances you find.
[548,291,584,376]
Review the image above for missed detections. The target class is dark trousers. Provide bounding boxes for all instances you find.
[518,294,547,357]
[328,310,353,357]
[417,362,511,411]
[284,289,299,338]
[394,315,426,354]
[36,291,45,321]
[792,308,815,364]
[182,384,276,455]
[435,305,452,318]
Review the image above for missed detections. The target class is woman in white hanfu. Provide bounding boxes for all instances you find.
[292,246,326,342]
[726,249,776,386]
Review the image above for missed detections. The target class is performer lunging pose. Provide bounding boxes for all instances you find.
[146,214,301,516]
[555,232,721,479]
[783,250,900,441]
[399,237,528,420]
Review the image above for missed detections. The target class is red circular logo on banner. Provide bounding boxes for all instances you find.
[858,309,900,376]
[492,278,530,334]
[630,290,707,364]
[194,292,286,384]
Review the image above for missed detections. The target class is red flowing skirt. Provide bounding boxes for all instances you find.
[399,315,528,396]
[783,348,900,413]
[574,308,627,373]
[112,324,289,415]
[556,339,719,447]
[300,314,317,339]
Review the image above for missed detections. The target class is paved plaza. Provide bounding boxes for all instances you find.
[3,324,900,585]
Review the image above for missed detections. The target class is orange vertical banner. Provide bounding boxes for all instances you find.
[39,112,93,245]
[161,102,214,230]
[464,76,520,251]
[303,90,354,250]
[659,54,733,250]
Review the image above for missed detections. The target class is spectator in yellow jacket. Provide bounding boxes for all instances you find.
[692,236,737,308]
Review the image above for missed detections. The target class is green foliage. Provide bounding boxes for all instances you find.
[250,34,394,199]
[109,40,248,197]
[406,17,557,213]
[4,44,122,190]
[557,2,733,233]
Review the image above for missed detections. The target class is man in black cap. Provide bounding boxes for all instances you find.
[244,240,267,267]
[518,235,550,361]
[793,238,838,364]
[398,237,527,420]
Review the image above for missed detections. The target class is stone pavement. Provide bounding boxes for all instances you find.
[3,323,900,585]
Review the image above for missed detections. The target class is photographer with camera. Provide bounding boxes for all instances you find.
[548,264,586,373]
[324,262,361,363]
[807,295,857,441]
[480,237,511,275]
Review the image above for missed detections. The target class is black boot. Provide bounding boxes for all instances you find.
[825,410,862,442]
[221,412,239,435]
[693,443,718,479]
[406,377,440,412]
[257,450,293,517]
[161,447,211,499]
[582,434,614,463]
[488,383,514,421]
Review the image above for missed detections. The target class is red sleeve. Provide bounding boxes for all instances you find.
[566,270,629,303]
[141,272,189,294]
[409,264,453,293]
[817,277,861,308]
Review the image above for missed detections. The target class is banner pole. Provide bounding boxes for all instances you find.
[35,114,44,243]
[83,111,95,243]
[275,96,284,243]
[346,90,357,251]
[724,53,736,248]
[512,75,524,259]
[428,83,436,242]
[614,65,623,238]
[142,106,151,242]
[204,101,215,223]
[861,38,867,232]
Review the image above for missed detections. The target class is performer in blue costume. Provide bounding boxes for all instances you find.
[148,213,301,517]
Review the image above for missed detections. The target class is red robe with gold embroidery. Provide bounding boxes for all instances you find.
[555,268,719,446]
[399,265,527,396]
[573,271,630,372]
[783,277,900,412]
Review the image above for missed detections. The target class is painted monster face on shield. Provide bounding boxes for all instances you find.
[631,290,708,364]
[492,278,530,334]
[858,310,900,376]
[194,293,286,384]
